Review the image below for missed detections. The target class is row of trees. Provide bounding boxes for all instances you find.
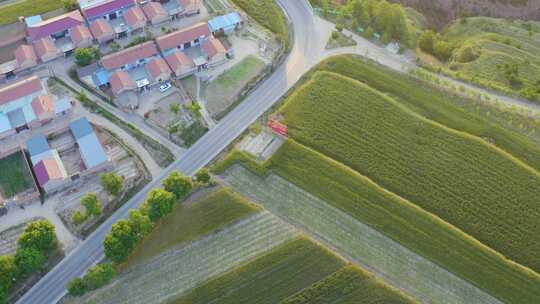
[68,169,212,297]
[0,220,58,304]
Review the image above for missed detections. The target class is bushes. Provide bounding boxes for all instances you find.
[0,220,58,301]
[73,193,102,225]
[419,30,457,61]
[74,48,100,67]
[68,263,117,296]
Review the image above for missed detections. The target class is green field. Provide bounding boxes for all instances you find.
[0,0,63,25]
[279,71,540,273]
[231,0,289,45]
[315,55,540,171]
[434,17,540,102]
[126,188,259,267]
[282,265,415,304]
[0,151,33,198]
[170,238,349,304]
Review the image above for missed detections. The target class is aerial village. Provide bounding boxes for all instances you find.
[0,0,277,254]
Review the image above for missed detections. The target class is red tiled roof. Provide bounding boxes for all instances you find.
[71,25,93,46]
[124,6,147,30]
[82,0,135,20]
[201,37,226,58]
[14,44,37,66]
[89,19,114,40]
[33,37,59,59]
[165,50,194,70]
[27,10,84,41]
[101,41,158,70]
[156,22,210,51]
[142,2,168,22]
[146,57,171,80]
[109,70,136,95]
[0,76,43,106]
[179,0,199,11]
[31,95,55,117]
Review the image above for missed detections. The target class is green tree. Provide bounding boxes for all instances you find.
[18,220,57,254]
[162,171,193,201]
[14,247,46,277]
[62,0,78,10]
[101,173,124,196]
[84,263,117,290]
[0,255,17,293]
[74,48,97,67]
[103,220,137,263]
[127,209,153,242]
[145,189,175,222]
[81,193,102,217]
[67,277,87,296]
[195,169,212,184]
[419,30,436,54]
[364,26,374,39]
[170,103,181,114]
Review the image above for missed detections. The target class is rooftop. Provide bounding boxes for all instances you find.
[156,22,210,51]
[0,76,43,107]
[81,0,135,19]
[101,41,159,70]
[26,10,84,41]
[27,135,50,156]
[208,12,242,32]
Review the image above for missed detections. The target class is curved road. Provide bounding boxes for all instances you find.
[16,1,317,303]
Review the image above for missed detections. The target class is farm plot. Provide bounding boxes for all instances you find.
[223,165,503,304]
[282,265,414,304]
[77,212,298,304]
[0,151,33,198]
[279,71,540,273]
[213,142,540,304]
[127,188,259,266]
[170,238,345,304]
[316,55,540,171]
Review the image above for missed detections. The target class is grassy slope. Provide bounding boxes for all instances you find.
[214,141,540,304]
[0,152,32,197]
[316,55,540,172]
[442,17,540,98]
[0,0,63,25]
[126,188,259,267]
[230,0,289,45]
[279,71,540,273]
[169,238,346,304]
[281,265,415,304]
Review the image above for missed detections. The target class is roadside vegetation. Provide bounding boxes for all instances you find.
[0,0,63,25]
[279,71,540,274]
[230,0,289,46]
[0,220,58,304]
[281,265,415,304]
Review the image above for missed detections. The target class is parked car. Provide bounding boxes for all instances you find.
[159,83,172,93]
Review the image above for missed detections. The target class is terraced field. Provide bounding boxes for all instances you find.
[77,212,298,304]
[279,71,540,273]
[223,165,503,304]
[169,238,347,304]
[282,265,414,304]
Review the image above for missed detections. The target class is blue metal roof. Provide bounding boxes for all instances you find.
[93,69,111,87]
[54,98,72,114]
[25,15,43,27]
[27,135,50,156]
[208,12,242,32]
[7,109,26,128]
[78,133,107,169]
[70,117,94,139]
[0,113,11,133]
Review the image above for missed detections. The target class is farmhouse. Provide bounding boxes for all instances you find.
[142,2,170,25]
[208,12,242,36]
[201,37,228,67]
[80,0,137,39]
[156,22,210,54]
[0,76,73,140]
[124,6,148,34]
[24,10,89,56]
[89,19,115,44]
[71,25,95,48]
[179,0,201,16]
[96,41,161,96]
[14,44,38,72]
[33,37,62,63]
[26,135,69,193]
[164,50,196,78]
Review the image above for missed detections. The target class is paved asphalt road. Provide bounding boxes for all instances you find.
[16,1,317,303]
